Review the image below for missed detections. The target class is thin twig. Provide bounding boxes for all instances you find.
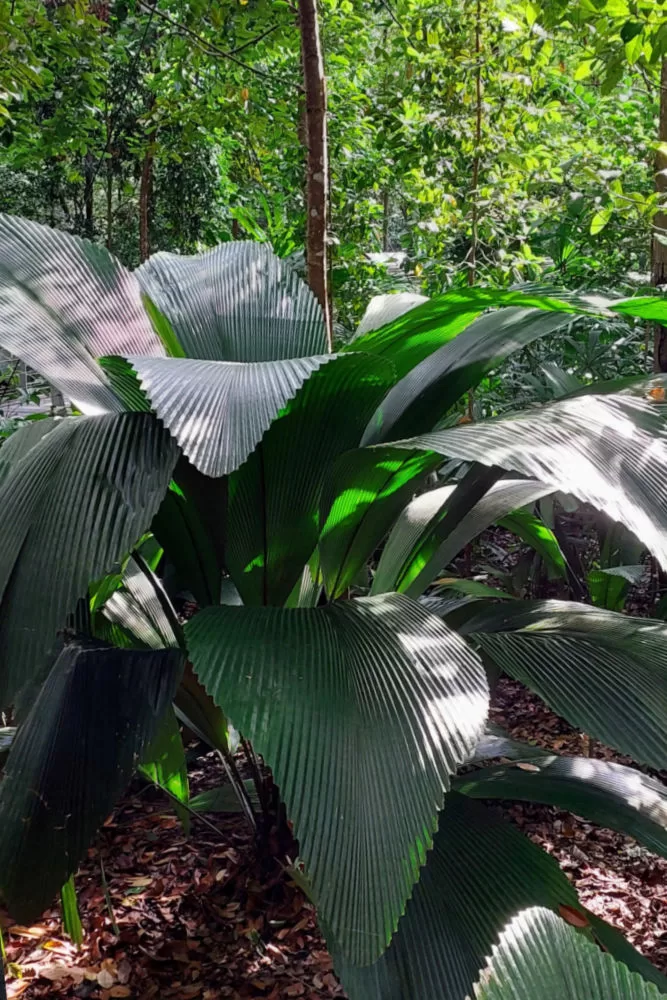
[137,1,273,79]
[379,0,402,29]
[99,857,120,936]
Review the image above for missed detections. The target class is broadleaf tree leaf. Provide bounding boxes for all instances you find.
[392,388,667,570]
[124,353,333,477]
[0,413,179,711]
[0,641,184,921]
[186,594,489,964]
[0,214,163,414]
[336,792,667,999]
[471,906,667,1000]
[462,600,667,771]
[226,352,395,606]
[135,241,327,362]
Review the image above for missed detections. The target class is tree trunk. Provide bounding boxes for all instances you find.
[84,151,95,241]
[467,0,482,288]
[653,60,667,371]
[298,0,332,348]
[139,133,156,264]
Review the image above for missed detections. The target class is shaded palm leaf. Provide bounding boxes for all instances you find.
[456,753,667,859]
[226,353,395,606]
[463,600,667,771]
[0,413,178,710]
[0,641,184,921]
[336,793,667,999]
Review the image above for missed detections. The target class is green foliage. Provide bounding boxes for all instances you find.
[2,222,667,995]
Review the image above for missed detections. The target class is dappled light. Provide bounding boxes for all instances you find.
[2,1,667,997]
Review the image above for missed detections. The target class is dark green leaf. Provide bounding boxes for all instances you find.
[226,353,395,606]
[463,600,667,771]
[186,594,488,964]
[190,779,260,813]
[0,641,184,921]
[471,907,667,999]
[337,792,667,999]
[456,753,667,859]
[0,413,179,711]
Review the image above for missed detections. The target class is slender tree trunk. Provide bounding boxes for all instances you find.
[139,132,156,263]
[106,106,113,251]
[467,0,482,289]
[382,189,390,252]
[653,60,667,371]
[298,0,332,348]
[84,151,95,240]
[106,165,113,251]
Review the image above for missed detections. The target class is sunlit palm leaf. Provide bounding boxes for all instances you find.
[136,241,327,362]
[456,752,667,859]
[186,594,488,964]
[471,907,667,999]
[462,600,667,771]
[362,307,583,444]
[226,353,395,606]
[355,292,428,335]
[0,641,184,921]
[393,386,667,567]
[0,215,163,413]
[347,288,588,381]
[336,793,667,999]
[319,445,441,600]
[373,476,553,597]
[123,353,333,477]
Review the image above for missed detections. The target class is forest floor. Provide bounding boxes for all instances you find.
[4,519,667,998]
[4,677,667,1000]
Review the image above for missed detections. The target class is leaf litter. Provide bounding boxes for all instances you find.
[4,667,667,994]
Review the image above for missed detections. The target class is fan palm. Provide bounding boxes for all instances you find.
[2,214,667,996]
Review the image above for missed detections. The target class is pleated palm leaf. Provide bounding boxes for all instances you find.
[2,214,667,996]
